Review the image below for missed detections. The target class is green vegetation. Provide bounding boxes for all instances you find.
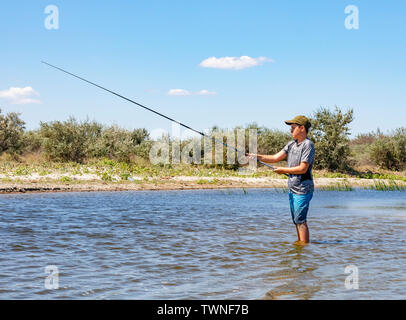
[196,178,220,185]
[38,117,151,163]
[0,109,26,155]
[368,128,406,171]
[367,179,406,191]
[319,181,354,191]
[60,176,73,182]
[0,107,405,184]
[309,106,354,171]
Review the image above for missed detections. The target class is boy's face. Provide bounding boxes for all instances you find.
[290,123,305,139]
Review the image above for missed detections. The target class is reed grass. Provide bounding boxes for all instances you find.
[318,181,354,191]
[366,179,406,191]
[316,179,406,191]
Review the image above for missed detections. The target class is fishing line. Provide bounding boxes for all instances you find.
[41,61,279,171]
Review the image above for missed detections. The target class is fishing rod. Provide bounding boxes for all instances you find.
[41,61,279,171]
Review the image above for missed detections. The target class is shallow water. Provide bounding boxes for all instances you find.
[0,189,405,299]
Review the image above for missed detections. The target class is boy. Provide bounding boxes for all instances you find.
[248,115,315,245]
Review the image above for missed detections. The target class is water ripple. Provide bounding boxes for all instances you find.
[0,189,405,299]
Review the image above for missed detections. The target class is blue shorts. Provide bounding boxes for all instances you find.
[289,192,313,225]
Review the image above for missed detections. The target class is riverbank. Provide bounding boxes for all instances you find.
[1,175,406,194]
[1,156,406,194]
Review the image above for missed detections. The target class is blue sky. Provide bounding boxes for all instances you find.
[1,0,405,138]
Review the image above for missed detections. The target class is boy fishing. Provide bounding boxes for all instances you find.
[247,115,315,245]
[42,63,316,246]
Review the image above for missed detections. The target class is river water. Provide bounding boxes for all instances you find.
[0,188,405,299]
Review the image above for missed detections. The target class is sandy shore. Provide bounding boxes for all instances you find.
[1,174,404,194]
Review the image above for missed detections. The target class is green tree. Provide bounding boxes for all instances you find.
[131,128,149,145]
[0,109,26,154]
[257,128,291,155]
[369,128,406,170]
[92,125,150,162]
[394,128,406,167]
[39,117,102,162]
[22,130,43,154]
[369,136,398,170]
[309,106,354,171]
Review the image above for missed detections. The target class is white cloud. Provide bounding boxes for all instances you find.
[196,89,217,95]
[168,89,191,96]
[0,86,41,104]
[199,56,274,70]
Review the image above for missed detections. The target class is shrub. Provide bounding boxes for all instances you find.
[234,123,290,155]
[91,126,151,162]
[92,125,135,162]
[22,130,43,154]
[369,128,406,170]
[194,123,290,169]
[350,132,378,146]
[257,128,291,155]
[393,128,406,166]
[0,109,26,155]
[309,106,354,171]
[39,117,103,162]
[131,128,149,145]
[369,137,397,170]
[38,118,151,163]
[200,126,240,169]
[134,140,153,159]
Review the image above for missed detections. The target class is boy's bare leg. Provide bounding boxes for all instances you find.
[295,225,300,241]
[297,222,309,244]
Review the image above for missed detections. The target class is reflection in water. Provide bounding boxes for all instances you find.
[0,189,405,299]
[311,239,378,245]
[263,244,321,300]
[322,204,406,211]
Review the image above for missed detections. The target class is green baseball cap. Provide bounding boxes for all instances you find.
[285,115,311,129]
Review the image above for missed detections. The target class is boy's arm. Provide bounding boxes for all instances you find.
[247,150,287,164]
[274,162,310,175]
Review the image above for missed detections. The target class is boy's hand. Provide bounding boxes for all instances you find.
[273,166,287,174]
